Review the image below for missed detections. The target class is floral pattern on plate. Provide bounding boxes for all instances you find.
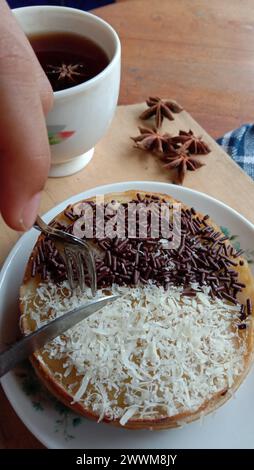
[220,226,254,264]
[15,361,83,442]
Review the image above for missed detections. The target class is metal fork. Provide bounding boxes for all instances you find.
[34,215,97,296]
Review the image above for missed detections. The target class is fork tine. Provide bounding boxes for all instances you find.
[34,214,97,295]
[64,247,76,291]
[64,246,96,294]
[76,251,85,292]
[81,245,97,296]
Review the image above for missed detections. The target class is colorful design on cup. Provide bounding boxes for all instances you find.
[47,125,75,145]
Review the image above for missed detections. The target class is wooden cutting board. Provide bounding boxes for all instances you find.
[1,102,254,266]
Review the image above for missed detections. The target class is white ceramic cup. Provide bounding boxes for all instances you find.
[14,6,121,177]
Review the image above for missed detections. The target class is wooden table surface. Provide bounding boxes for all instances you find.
[1,0,254,449]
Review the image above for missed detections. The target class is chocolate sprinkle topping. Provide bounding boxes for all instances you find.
[247,298,252,316]
[30,194,251,323]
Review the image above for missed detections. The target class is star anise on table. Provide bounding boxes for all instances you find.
[139,96,183,128]
[131,126,171,153]
[47,63,85,82]
[162,144,204,184]
[170,130,210,154]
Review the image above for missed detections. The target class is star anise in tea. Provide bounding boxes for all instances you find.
[139,96,183,128]
[162,144,204,184]
[131,126,171,154]
[170,130,210,154]
[47,63,85,82]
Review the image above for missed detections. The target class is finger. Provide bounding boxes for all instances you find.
[16,33,54,115]
[33,61,54,116]
[0,55,51,231]
[0,0,54,115]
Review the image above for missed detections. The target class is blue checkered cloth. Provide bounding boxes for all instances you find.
[217,124,254,180]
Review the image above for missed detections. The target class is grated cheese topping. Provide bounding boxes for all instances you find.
[20,281,248,425]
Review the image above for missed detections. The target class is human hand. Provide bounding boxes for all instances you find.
[0,0,53,231]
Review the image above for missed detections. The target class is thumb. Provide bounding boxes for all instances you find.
[0,59,51,231]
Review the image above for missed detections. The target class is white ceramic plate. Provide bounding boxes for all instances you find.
[1,181,254,449]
